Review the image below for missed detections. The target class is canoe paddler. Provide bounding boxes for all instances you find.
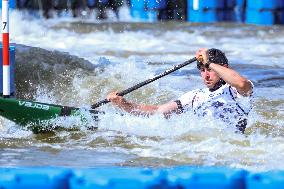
[107,48,254,133]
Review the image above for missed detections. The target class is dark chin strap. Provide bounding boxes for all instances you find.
[209,79,226,92]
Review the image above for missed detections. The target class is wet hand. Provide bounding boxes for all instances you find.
[196,48,209,65]
[106,91,125,106]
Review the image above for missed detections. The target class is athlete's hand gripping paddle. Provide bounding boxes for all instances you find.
[91,57,197,109]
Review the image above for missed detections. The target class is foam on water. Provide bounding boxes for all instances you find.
[0,10,284,170]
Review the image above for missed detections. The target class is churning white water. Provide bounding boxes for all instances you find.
[0,9,283,171]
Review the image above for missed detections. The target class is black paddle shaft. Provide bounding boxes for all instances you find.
[91,57,197,109]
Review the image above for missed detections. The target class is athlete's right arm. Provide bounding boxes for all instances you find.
[106,91,178,118]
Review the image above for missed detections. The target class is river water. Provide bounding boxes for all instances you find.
[0,8,284,172]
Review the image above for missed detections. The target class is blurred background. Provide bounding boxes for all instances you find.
[1,0,284,25]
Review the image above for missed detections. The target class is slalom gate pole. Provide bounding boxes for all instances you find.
[2,0,10,98]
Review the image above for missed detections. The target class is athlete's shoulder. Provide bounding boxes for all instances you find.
[228,81,254,98]
[178,88,203,106]
[182,88,203,97]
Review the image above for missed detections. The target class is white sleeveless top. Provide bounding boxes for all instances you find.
[176,82,253,132]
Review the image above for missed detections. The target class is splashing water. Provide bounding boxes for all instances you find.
[0,10,283,171]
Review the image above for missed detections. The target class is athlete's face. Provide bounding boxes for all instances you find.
[199,66,221,89]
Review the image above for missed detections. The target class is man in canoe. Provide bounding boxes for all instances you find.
[107,48,254,133]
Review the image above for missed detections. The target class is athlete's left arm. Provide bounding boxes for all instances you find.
[209,63,253,96]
